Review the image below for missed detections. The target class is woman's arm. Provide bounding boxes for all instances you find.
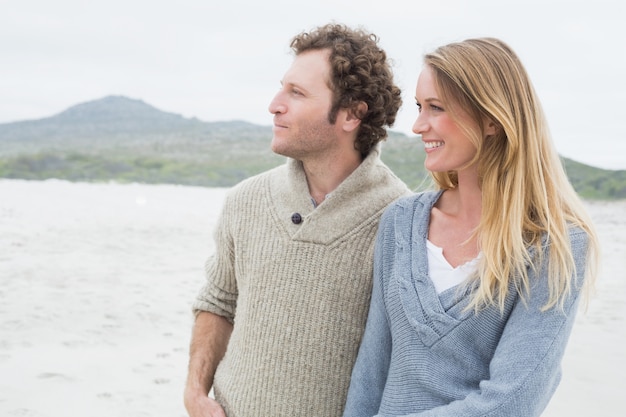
[343,212,395,417]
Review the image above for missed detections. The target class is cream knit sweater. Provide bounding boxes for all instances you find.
[193,149,409,417]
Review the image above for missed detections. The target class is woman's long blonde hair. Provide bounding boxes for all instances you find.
[425,38,599,311]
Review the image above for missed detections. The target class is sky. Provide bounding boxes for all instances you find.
[1,0,625,170]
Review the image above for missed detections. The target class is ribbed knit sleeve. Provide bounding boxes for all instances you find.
[192,185,240,322]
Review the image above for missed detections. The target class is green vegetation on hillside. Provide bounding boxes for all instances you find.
[0,136,426,189]
[1,96,624,200]
[563,159,626,200]
[0,150,285,188]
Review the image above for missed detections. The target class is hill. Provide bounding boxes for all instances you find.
[0,95,624,199]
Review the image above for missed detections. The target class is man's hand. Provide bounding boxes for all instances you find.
[184,388,227,417]
[184,312,233,417]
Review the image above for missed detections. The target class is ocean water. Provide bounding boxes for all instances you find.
[0,179,624,416]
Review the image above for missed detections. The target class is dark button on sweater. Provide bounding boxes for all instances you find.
[291,213,302,224]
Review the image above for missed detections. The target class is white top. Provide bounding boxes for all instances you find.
[426,240,480,294]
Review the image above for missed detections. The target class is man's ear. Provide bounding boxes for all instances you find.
[343,101,368,132]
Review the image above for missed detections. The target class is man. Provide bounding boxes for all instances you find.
[184,23,409,417]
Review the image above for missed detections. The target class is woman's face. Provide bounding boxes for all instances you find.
[412,66,480,175]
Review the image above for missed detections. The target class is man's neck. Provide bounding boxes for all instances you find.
[302,151,363,206]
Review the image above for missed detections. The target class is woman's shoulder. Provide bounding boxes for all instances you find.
[566,224,591,255]
[387,189,442,212]
[380,189,442,227]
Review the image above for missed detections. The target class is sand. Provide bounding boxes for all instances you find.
[1,179,624,416]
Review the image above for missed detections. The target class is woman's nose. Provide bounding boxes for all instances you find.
[412,112,427,135]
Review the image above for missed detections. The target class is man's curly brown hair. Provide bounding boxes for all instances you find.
[290,23,402,157]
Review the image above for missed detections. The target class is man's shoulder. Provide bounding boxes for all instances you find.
[362,155,410,197]
[229,162,288,195]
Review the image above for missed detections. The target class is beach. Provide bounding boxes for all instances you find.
[1,179,624,416]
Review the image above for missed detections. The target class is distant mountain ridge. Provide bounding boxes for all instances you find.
[56,95,176,120]
[0,95,260,146]
[1,95,624,199]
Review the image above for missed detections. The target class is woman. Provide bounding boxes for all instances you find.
[343,38,599,417]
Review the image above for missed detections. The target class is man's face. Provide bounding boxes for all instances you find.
[268,49,342,161]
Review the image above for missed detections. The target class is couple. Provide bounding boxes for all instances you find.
[184,23,599,417]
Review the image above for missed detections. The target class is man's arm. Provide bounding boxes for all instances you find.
[184,311,234,417]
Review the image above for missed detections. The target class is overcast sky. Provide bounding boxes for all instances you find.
[1,0,625,169]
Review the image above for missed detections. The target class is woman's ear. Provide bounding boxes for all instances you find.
[484,118,499,136]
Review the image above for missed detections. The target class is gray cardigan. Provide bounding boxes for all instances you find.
[343,191,589,417]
